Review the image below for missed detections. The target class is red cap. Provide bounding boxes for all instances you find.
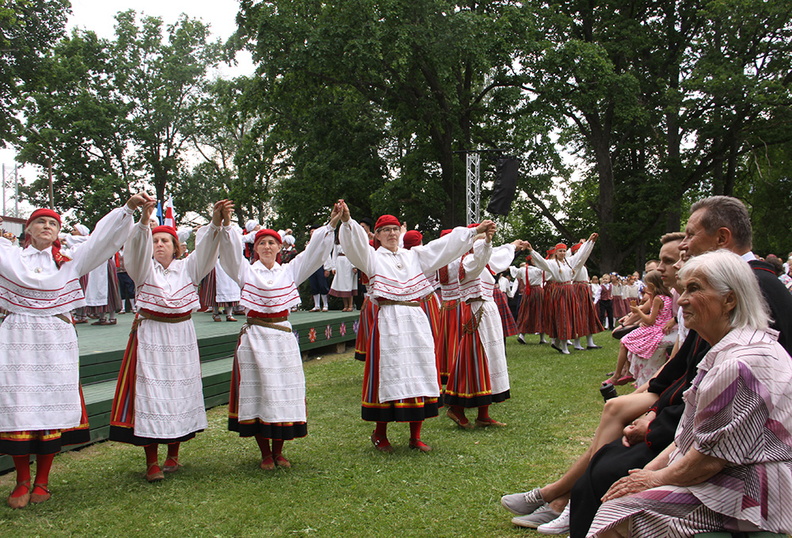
[253,229,283,263]
[374,215,400,231]
[152,225,179,240]
[254,228,282,246]
[402,230,423,249]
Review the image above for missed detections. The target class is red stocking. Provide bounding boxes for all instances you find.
[144,444,159,466]
[33,453,55,494]
[255,435,272,458]
[165,442,180,466]
[10,455,31,498]
[409,421,423,441]
[271,439,285,456]
[374,421,388,440]
[476,405,491,421]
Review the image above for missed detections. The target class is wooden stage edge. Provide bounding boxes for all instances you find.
[0,310,360,474]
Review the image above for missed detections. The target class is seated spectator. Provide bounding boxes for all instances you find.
[588,250,792,537]
[500,233,685,534]
[602,270,674,387]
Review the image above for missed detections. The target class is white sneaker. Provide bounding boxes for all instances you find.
[511,505,560,528]
[500,487,544,515]
[536,504,570,534]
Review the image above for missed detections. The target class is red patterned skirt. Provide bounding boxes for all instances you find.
[360,310,439,423]
[540,281,576,340]
[444,302,509,408]
[493,288,518,337]
[354,296,377,362]
[516,285,544,334]
[437,299,462,385]
[571,281,604,337]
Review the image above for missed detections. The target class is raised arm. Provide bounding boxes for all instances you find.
[186,200,233,284]
[71,193,149,276]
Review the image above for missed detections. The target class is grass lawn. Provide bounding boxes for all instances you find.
[0,333,630,537]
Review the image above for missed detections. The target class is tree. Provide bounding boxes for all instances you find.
[17,29,139,224]
[516,0,792,271]
[112,10,224,202]
[15,10,226,223]
[235,0,542,228]
[0,0,70,146]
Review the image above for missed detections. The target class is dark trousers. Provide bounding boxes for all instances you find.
[598,299,613,329]
[569,440,657,538]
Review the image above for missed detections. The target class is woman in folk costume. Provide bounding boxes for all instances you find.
[0,196,146,508]
[527,234,598,355]
[568,237,603,350]
[338,201,494,453]
[445,233,528,429]
[515,255,548,345]
[109,199,232,482]
[436,229,463,385]
[218,204,340,470]
[402,230,445,389]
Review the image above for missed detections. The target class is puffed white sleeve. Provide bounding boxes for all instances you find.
[461,239,493,281]
[218,225,245,288]
[186,223,223,284]
[529,249,557,280]
[71,206,136,277]
[414,226,477,275]
[123,223,154,285]
[569,240,595,273]
[291,224,336,285]
[488,244,516,274]
[339,219,375,278]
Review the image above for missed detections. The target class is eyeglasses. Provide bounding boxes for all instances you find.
[377,226,400,234]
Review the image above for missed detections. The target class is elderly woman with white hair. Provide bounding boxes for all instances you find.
[588,249,792,537]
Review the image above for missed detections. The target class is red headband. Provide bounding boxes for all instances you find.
[440,229,452,237]
[152,225,179,241]
[554,243,568,251]
[570,242,582,253]
[26,208,62,229]
[402,230,423,249]
[374,215,400,231]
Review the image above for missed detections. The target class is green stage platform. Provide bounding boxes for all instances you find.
[0,309,360,473]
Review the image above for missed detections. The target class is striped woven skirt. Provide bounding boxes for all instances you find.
[360,310,439,423]
[444,301,510,408]
[354,296,377,362]
[540,281,577,340]
[227,324,307,440]
[587,486,764,537]
[420,292,443,383]
[494,288,518,337]
[516,285,544,334]
[437,299,462,385]
[571,281,604,337]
